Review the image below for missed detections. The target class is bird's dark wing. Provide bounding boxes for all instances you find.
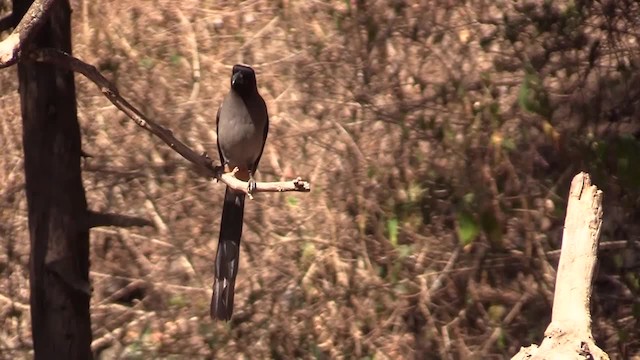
[215,105,225,165]
[251,95,269,173]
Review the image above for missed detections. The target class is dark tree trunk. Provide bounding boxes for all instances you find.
[13,0,93,358]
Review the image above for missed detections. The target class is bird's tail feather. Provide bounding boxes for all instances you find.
[211,187,245,320]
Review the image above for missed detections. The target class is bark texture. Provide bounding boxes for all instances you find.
[13,0,93,358]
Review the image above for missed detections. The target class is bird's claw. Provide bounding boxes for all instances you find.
[247,178,257,200]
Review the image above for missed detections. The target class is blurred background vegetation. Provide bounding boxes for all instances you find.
[0,0,639,358]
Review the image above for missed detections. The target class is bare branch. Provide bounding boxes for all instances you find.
[31,48,311,196]
[512,172,608,360]
[550,173,603,334]
[0,0,57,68]
[86,210,154,229]
[220,170,310,197]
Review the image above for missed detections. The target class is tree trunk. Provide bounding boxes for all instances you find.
[13,0,93,358]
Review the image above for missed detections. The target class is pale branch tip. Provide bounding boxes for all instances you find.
[29,48,311,195]
[0,33,20,67]
[511,172,608,360]
[0,0,57,68]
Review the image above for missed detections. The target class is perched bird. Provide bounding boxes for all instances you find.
[212,64,269,320]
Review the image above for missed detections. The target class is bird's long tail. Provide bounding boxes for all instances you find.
[211,187,245,320]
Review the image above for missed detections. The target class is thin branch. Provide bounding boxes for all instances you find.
[91,271,207,293]
[549,172,603,337]
[98,279,147,305]
[143,198,168,234]
[86,210,153,229]
[0,0,57,68]
[31,48,311,196]
[175,8,200,101]
[425,245,460,301]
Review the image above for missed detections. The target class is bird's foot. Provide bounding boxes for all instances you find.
[247,177,257,200]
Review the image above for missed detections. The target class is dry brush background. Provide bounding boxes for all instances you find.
[0,0,639,359]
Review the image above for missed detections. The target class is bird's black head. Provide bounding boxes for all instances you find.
[230,64,258,95]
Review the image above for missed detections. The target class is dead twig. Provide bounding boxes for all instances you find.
[90,271,207,294]
[30,48,311,196]
[512,172,609,360]
[175,8,200,102]
[87,210,153,229]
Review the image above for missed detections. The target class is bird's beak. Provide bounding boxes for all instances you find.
[231,72,243,87]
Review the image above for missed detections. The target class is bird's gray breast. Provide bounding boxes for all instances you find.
[217,94,266,168]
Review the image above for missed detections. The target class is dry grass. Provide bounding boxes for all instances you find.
[0,0,639,359]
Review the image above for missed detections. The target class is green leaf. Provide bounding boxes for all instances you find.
[407,182,424,202]
[518,72,551,117]
[481,210,503,247]
[518,75,533,111]
[301,241,316,267]
[287,196,299,207]
[387,218,399,248]
[168,294,187,307]
[457,211,480,245]
[397,244,412,259]
[170,53,182,65]
[140,57,154,69]
[463,192,475,205]
[502,137,516,151]
[488,304,506,322]
[367,165,377,179]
